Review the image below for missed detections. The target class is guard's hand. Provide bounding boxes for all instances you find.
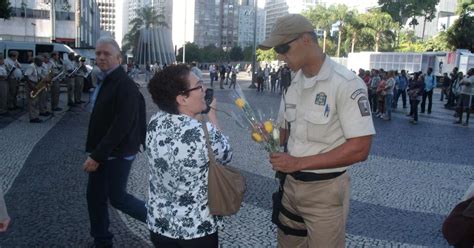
[83,156,100,172]
[269,152,300,173]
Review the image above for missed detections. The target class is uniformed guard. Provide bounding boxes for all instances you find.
[63,52,76,106]
[24,57,45,123]
[74,56,88,104]
[5,51,23,110]
[39,54,52,117]
[261,14,376,248]
[50,52,64,111]
[0,54,8,116]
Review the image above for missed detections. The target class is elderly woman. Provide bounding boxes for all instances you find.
[146,64,232,247]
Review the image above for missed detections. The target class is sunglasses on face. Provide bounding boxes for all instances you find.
[274,36,300,54]
[180,81,204,94]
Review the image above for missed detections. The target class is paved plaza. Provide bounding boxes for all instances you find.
[0,72,473,247]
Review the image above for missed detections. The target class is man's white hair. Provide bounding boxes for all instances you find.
[96,37,121,55]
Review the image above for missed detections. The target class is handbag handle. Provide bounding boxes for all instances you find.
[201,120,217,168]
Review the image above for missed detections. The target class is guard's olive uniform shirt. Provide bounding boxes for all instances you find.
[278,57,375,174]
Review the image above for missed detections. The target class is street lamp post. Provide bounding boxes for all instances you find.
[31,23,36,42]
[249,0,257,89]
[183,0,187,63]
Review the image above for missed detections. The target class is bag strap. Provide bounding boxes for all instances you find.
[201,119,217,167]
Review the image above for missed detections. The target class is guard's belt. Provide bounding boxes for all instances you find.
[290,170,345,182]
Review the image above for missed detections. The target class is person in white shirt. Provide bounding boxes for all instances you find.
[24,57,45,123]
[5,51,23,110]
[454,68,473,126]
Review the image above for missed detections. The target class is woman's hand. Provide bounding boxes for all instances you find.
[208,98,220,129]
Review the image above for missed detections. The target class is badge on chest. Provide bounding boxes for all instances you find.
[314,92,327,106]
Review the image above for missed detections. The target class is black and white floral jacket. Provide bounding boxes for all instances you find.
[146,111,232,239]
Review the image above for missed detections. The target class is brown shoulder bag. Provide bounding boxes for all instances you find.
[202,121,246,216]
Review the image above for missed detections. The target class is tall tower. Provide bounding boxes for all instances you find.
[97,0,116,37]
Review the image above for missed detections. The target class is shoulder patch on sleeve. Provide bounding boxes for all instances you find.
[358,96,371,117]
[350,88,366,100]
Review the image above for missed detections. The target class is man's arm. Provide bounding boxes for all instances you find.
[270,135,372,173]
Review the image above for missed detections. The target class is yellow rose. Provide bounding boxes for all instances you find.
[263,121,273,133]
[235,98,245,109]
[251,132,263,142]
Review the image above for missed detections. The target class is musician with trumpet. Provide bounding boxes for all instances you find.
[38,54,53,117]
[74,56,88,104]
[64,52,76,107]
[5,51,23,110]
[24,56,45,123]
[50,52,64,111]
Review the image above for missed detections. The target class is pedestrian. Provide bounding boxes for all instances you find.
[440,73,450,102]
[407,73,424,124]
[74,57,88,104]
[191,62,203,80]
[146,64,232,247]
[421,67,436,114]
[256,67,264,92]
[454,68,473,126]
[0,187,9,232]
[209,64,216,87]
[229,66,237,89]
[383,71,395,120]
[394,70,408,109]
[83,37,147,248]
[270,68,278,92]
[219,64,226,89]
[261,14,375,248]
[39,54,52,117]
[368,70,381,113]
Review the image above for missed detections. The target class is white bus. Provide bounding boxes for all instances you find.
[0,41,75,66]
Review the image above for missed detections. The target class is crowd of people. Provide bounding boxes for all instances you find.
[357,66,473,125]
[0,51,91,123]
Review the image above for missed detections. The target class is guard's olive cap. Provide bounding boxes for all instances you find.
[259,14,314,50]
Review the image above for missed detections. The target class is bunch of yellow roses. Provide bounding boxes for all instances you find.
[231,90,280,153]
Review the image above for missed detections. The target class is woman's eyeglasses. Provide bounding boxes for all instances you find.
[274,37,300,55]
[180,81,204,94]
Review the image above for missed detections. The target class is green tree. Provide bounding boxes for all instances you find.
[243,46,253,61]
[329,4,350,57]
[344,10,364,53]
[176,42,201,63]
[229,46,244,61]
[378,0,440,31]
[422,31,452,51]
[0,0,13,19]
[256,49,276,62]
[303,5,334,53]
[446,12,474,51]
[122,7,168,54]
[363,10,396,52]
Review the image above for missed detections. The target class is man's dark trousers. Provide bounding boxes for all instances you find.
[394,89,407,108]
[87,158,146,246]
[421,90,433,113]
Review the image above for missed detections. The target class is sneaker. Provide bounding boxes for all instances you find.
[30,118,42,123]
[409,120,418,124]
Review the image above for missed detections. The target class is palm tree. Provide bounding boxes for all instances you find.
[329,4,349,57]
[363,10,396,52]
[122,7,168,54]
[345,10,363,53]
[303,5,333,53]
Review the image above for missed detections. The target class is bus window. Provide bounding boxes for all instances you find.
[36,44,54,56]
[9,49,34,64]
